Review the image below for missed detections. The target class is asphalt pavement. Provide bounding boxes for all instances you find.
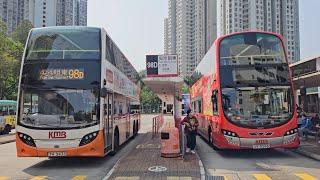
[197,136,320,180]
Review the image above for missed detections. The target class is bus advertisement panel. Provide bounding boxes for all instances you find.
[190,31,299,150]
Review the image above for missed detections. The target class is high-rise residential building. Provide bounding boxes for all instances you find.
[176,0,196,77]
[164,0,217,77]
[0,0,87,33]
[218,0,300,63]
[164,18,169,54]
[0,0,20,34]
[195,0,206,65]
[167,0,177,55]
[78,0,87,26]
[206,0,217,49]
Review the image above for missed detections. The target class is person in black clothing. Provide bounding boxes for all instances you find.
[181,109,199,154]
[311,114,320,129]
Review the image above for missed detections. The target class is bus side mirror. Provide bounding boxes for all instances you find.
[100,87,107,98]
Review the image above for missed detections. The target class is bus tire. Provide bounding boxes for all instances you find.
[208,127,212,145]
[209,128,221,151]
[110,128,119,156]
[132,121,136,139]
[135,121,139,134]
[211,136,221,151]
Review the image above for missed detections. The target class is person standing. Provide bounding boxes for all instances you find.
[181,109,199,154]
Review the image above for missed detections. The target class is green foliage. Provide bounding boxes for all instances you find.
[184,71,202,87]
[0,21,26,100]
[11,20,33,45]
[182,84,190,94]
[138,70,161,106]
[140,85,161,106]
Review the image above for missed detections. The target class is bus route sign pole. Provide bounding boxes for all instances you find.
[180,124,185,159]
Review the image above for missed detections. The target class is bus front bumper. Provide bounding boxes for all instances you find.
[15,131,105,157]
[222,133,299,149]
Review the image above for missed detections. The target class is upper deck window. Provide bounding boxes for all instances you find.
[26,27,101,60]
[220,32,286,66]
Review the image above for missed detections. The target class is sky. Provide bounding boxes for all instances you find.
[88,0,320,71]
[88,0,167,71]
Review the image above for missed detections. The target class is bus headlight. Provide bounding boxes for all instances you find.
[79,131,99,146]
[18,132,36,147]
[222,129,239,137]
[284,128,298,136]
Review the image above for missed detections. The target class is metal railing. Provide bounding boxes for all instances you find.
[152,114,164,138]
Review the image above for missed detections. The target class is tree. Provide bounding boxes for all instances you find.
[11,20,33,45]
[0,21,24,100]
[182,84,190,94]
[138,70,161,108]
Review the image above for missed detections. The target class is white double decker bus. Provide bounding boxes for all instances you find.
[16,27,140,157]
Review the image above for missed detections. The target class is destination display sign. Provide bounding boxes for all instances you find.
[146,54,178,77]
[39,68,85,80]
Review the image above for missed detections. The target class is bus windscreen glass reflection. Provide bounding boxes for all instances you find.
[219,33,293,128]
[26,27,101,60]
[20,89,99,129]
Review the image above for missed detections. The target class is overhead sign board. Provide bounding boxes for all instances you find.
[146,55,178,77]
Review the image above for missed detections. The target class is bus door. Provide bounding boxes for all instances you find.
[104,93,113,152]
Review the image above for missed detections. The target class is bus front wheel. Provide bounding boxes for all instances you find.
[110,129,119,156]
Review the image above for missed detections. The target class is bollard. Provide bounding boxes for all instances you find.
[180,124,186,159]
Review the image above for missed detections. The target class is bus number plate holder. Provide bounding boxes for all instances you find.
[48,152,66,157]
[252,144,270,149]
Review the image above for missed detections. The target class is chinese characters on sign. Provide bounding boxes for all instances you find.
[39,69,85,80]
[146,55,178,77]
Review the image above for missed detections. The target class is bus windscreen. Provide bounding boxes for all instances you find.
[219,32,294,129]
[25,27,101,60]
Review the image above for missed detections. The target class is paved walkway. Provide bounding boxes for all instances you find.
[0,133,15,144]
[108,115,201,180]
[294,138,320,161]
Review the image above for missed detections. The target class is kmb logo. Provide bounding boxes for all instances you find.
[49,131,66,139]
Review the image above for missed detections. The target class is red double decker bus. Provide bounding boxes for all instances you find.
[190,31,299,150]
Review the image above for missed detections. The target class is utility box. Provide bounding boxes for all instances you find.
[160,124,180,158]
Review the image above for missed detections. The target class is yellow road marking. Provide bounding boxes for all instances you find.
[71,176,87,180]
[295,173,317,180]
[0,177,10,180]
[114,177,140,180]
[167,177,192,180]
[253,174,272,180]
[30,176,47,180]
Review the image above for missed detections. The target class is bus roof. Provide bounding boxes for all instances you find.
[0,100,17,106]
[31,26,101,31]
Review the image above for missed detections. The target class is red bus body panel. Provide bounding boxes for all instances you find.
[191,31,299,150]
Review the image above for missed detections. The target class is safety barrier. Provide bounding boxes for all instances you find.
[152,114,164,138]
[160,123,180,157]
